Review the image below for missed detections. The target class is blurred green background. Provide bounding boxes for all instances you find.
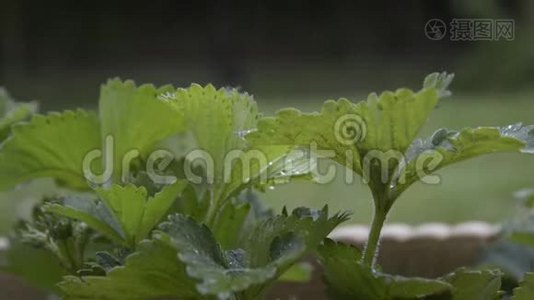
[1,0,533,232]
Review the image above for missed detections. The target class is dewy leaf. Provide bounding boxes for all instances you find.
[243,206,349,270]
[166,85,256,182]
[162,85,312,223]
[156,213,275,299]
[394,124,534,197]
[59,239,200,300]
[247,72,453,177]
[513,273,534,300]
[165,85,258,198]
[318,239,451,300]
[247,102,363,175]
[99,79,186,183]
[220,144,315,202]
[240,206,349,298]
[0,110,101,190]
[97,182,186,247]
[441,268,502,300]
[156,207,347,299]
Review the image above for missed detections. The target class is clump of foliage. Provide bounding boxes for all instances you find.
[0,81,347,299]
[247,72,534,299]
[0,73,533,299]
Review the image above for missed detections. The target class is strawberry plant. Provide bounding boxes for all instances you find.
[0,73,533,299]
[0,81,347,299]
[247,72,534,299]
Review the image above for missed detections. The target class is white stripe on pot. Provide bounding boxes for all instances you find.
[328,222,501,243]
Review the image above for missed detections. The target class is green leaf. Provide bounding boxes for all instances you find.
[513,273,534,299]
[97,182,186,246]
[0,110,101,190]
[45,181,186,247]
[0,87,37,141]
[240,205,349,293]
[247,72,453,178]
[97,184,148,245]
[394,124,534,196]
[319,239,451,300]
[139,180,188,239]
[59,239,200,300]
[43,197,126,245]
[387,276,452,299]
[99,79,186,183]
[441,268,502,300]
[155,207,347,299]
[164,85,268,216]
[0,81,189,190]
[162,85,314,223]
[169,183,211,221]
[247,103,362,175]
[243,206,349,270]
[220,144,315,202]
[156,213,275,299]
[210,199,251,249]
[166,85,258,188]
[210,190,274,251]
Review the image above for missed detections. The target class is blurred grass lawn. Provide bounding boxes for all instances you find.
[0,92,532,233]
